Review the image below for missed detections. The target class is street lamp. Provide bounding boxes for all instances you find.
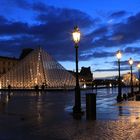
[129,58,134,95]
[137,63,140,92]
[72,26,82,115]
[116,50,122,102]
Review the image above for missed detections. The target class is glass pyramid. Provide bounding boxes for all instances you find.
[0,48,75,89]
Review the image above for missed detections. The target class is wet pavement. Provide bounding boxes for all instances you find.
[0,88,140,139]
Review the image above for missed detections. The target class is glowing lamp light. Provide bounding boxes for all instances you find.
[83,83,86,89]
[129,58,133,65]
[72,26,80,44]
[137,63,140,69]
[116,50,122,60]
[109,83,112,87]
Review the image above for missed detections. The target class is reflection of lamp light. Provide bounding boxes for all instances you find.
[116,50,122,102]
[129,58,133,95]
[72,26,82,115]
[6,94,9,103]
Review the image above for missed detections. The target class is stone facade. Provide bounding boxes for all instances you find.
[0,56,18,77]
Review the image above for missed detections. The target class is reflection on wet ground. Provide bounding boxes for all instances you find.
[0,88,140,139]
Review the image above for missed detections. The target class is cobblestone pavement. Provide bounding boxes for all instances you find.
[0,89,140,140]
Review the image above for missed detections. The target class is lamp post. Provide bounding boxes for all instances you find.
[72,26,82,115]
[129,58,133,95]
[116,50,122,102]
[137,63,140,92]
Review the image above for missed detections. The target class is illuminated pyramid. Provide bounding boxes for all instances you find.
[0,48,75,89]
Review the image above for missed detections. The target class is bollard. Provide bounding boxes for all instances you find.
[86,93,96,120]
[136,95,140,101]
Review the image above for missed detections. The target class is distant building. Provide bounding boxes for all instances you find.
[68,67,93,84]
[0,56,18,77]
[122,72,138,85]
[79,67,93,82]
[0,48,34,77]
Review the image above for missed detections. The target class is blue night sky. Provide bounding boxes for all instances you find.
[0,0,140,78]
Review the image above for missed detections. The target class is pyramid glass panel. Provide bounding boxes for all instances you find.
[0,48,75,89]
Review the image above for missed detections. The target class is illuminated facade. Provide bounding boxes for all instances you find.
[0,48,75,89]
[122,72,138,86]
[0,56,18,77]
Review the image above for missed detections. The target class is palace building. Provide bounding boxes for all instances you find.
[0,56,18,77]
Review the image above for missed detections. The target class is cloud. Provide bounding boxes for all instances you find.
[124,47,140,54]
[92,12,140,49]
[0,35,39,57]
[0,1,140,63]
[0,1,95,60]
[79,51,115,61]
[13,0,31,9]
[88,26,108,38]
[13,0,49,12]
[0,21,29,35]
[112,12,140,44]
[109,11,127,18]
[34,4,95,32]
[111,60,139,70]
[94,66,129,72]
[0,16,8,23]
[93,51,114,58]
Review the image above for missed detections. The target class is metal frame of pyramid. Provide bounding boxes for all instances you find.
[0,48,76,89]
